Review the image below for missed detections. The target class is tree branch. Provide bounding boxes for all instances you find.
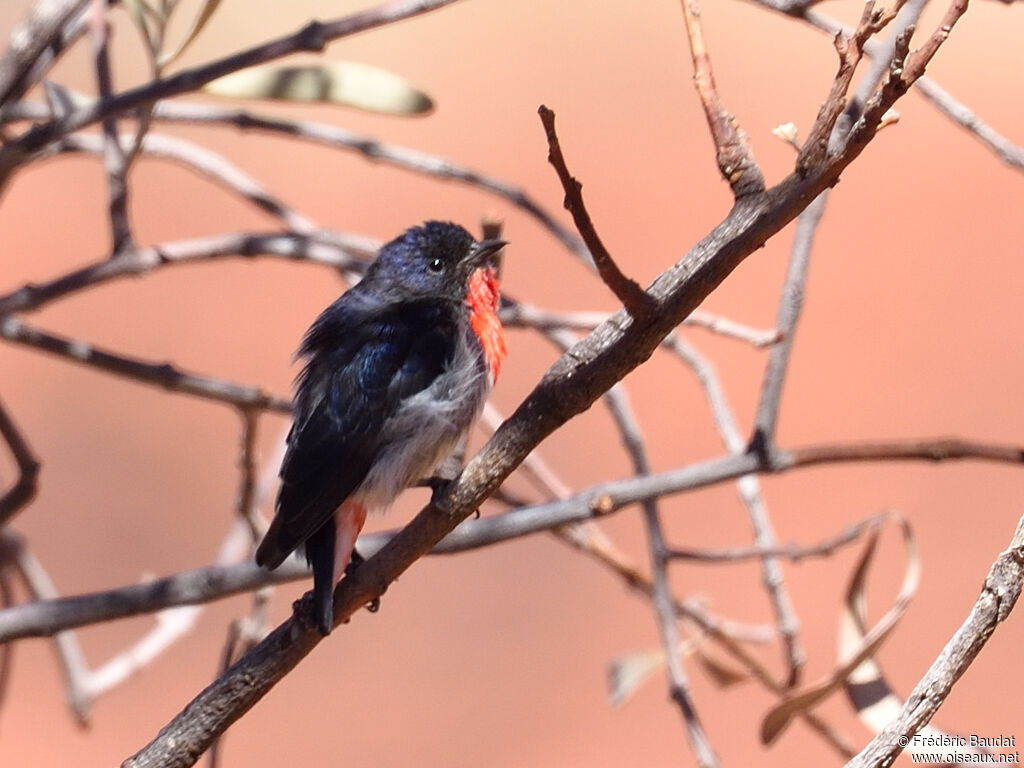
[679,0,766,197]
[537,105,654,319]
[0,315,291,413]
[0,0,466,183]
[0,396,41,525]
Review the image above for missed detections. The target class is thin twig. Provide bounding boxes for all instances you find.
[0,0,90,107]
[234,409,262,540]
[0,395,41,525]
[1,435,1017,643]
[537,325,720,763]
[679,0,766,197]
[669,333,805,687]
[88,0,134,254]
[500,300,780,348]
[0,0,467,180]
[537,105,654,319]
[54,131,317,234]
[0,315,291,413]
[0,532,92,724]
[746,0,1024,172]
[2,98,591,262]
[668,513,885,562]
[0,229,370,317]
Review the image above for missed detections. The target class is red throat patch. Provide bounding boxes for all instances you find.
[467,266,507,384]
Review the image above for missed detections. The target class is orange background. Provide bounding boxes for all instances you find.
[1,1,1023,766]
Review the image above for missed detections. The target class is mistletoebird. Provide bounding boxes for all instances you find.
[256,222,507,635]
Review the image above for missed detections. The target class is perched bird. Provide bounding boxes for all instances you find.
[256,221,507,635]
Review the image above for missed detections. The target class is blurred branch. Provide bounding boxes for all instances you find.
[3,98,590,261]
[0,0,89,107]
[0,433,1016,638]
[0,531,92,723]
[0,0,466,184]
[0,396,41,525]
[535,324,719,763]
[54,131,317,234]
[500,300,780,348]
[88,0,134,254]
[668,513,886,562]
[0,315,291,413]
[0,229,370,317]
[670,334,805,686]
[844,513,1024,768]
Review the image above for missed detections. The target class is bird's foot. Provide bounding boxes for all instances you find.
[423,474,459,515]
[343,549,380,613]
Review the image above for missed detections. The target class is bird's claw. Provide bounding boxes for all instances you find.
[344,549,383,614]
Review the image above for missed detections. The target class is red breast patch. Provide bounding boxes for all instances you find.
[467,267,507,384]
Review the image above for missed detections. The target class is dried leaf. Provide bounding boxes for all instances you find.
[203,62,434,115]
[159,0,224,67]
[760,513,919,744]
[692,645,749,688]
[607,648,666,707]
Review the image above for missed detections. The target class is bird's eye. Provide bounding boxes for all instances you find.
[427,257,444,273]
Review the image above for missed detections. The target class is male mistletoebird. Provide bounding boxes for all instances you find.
[255,222,507,635]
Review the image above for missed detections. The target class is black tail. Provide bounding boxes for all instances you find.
[305,521,336,636]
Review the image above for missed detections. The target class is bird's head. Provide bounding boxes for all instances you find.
[365,221,506,304]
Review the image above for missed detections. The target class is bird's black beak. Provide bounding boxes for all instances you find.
[466,238,507,268]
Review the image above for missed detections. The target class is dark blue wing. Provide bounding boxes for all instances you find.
[255,296,458,568]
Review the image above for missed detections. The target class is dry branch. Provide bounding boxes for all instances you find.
[537,106,653,319]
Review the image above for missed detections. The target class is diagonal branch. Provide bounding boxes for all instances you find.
[0,0,90,107]
[118,8,971,761]
[537,105,654,319]
[0,0,466,183]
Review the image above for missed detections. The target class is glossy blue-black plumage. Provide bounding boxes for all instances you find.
[255,221,501,635]
[257,297,460,570]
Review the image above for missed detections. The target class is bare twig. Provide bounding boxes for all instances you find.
[0,315,291,413]
[1,435,1017,644]
[54,131,317,234]
[537,105,654,319]
[669,333,805,687]
[0,0,467,181]
[88,0,134,254]
[679,0,766,197]
[234,409,262,540]
[2,98,590,262]
[500,300,780,348]
[0,0,90,107]
[0,396,41,525]
[747,0,1024,172]
[668,513,885,562]
[0,229,369,317]
[0,569,15,720]
[536,323,720,763]
[0,532,92,723]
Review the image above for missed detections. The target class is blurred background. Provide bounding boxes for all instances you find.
[1,0,1023,765]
